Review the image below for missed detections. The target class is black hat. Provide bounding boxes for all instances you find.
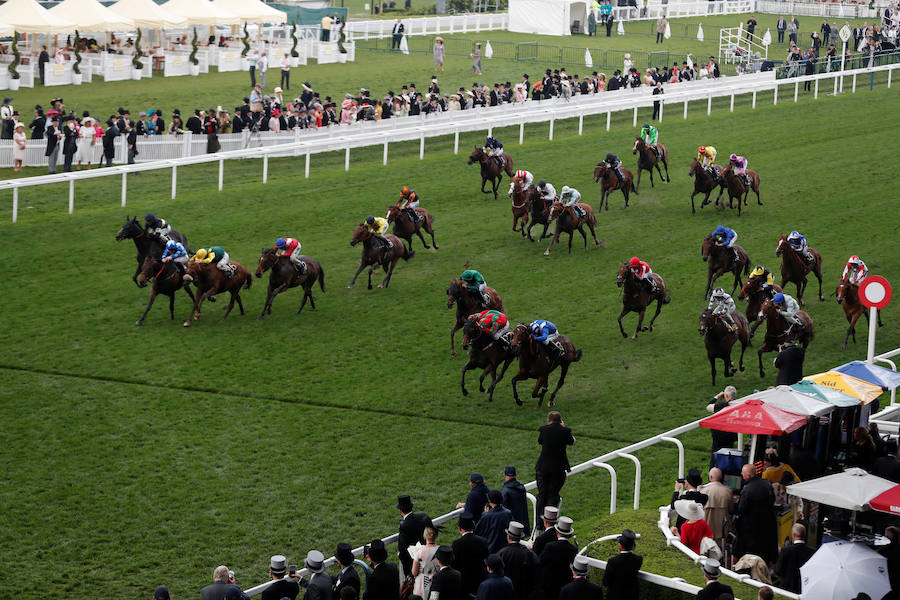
[522,73,529,78]
[488,489,502,505]
[105,119,114,127]
[470,473,484,483]
[117,106,125,115]
[397,494,414,512]
[686,468,703,488]
[458,511,475,531]
[779,471,795,486]
[154,586,170,600]
[504,466,516,477]
[335,543,354,566]
[173,108,181,116]
[435,546,454,565]
[485,554,503,573]
[617,529,637,550]
[82,110,90,117]
[367,539,388,562]
[545,69,551,75]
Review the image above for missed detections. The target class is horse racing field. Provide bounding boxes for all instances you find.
[2,78,898,598]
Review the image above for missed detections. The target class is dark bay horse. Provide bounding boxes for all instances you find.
[593,162,637,210]
[722,166,762,215]
[699,308,750,386]
[756,298,814,378]
[544,201,601,256]
[526,194,553,242]
[509,323,582,408]
[775,234,824,305]
[460,315,517,402]
[509,176,535,237]
[738,274,782,338]
[447,278,504,357]
[701,236,750,299]
[182,260,252,327]
[386,205,438,251]
[255,249,326,320]
[688,159,726,214]
[468,147,515,199]
[115,216,189,286]
[836,277,883,349]
[135,257,195,325]
[632,138,670,190]
[348,225,413,290]
[616,262,671,339]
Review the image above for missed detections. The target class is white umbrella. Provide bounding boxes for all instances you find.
[584,48,592,68]
[484,40,493,59]
[787,468,895,511]
[762,28,772,46]
[664,21,671,39]
[801,541,891,600]
[731,385,834,417]
[399,34,408,55]
[617,19,624,35]
[697,23,704,42]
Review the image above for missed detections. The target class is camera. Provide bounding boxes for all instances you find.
[363,545,370,557]
[677,478,685,483]
[289,565,297,576]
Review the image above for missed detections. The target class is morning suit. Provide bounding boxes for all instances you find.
[302,572,334,600]
[430,565,463,600]
[774,541,815,593]
[774,345,805,385]
[201,581,230,600]
[261,578,300,600]
[535,422,575,525]
[736,476,778,564]
[559,577,603,600]
[333,564,361,599]
[452,531,489,597]
[602,552,642,600]
[539,539,577,600]
[366,562,400,600]
[497,542,540,600]
[532,526,558,557]
[399,512,432,577]
[695,580,733,600]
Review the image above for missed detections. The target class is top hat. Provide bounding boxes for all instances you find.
[617,529,637,550]
[686,468,703,488]
[571,555,590,576]
[458,511,475,531]
[270,555,287,574]
[305,550,325,573]
[555,517,574,537]
[470,473,484,483]
[435,546,454,565]
[397,494,414,512]
[367,539,388,562]
[335,543,354,566]
[506,521,526,540]
[542,506,560,523]
[702,558,721,579]
[504,466,517,477]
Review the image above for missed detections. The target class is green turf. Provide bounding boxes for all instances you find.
[1,75,898,599]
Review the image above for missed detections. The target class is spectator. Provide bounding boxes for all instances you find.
[201,565,231,600]
[475,490,513,553]
[411,527,439,599]
[295,550,332,600]
[707,386,739,464]
[321,13,333,42]
[261,556,299,600]
[365,539,400,600]
[735,463,778,564]
[539,517,577,600]
[430,547,463,600]
[497,522,540,600]
[433,37,445,72]
[873,440,900,483]
[746,14,757,39]
[62,114,78,171]
[762,450,800,484]
[559,555,602,600]
[602,529,642,600]
[656,14,667,43]
[500,466,530,536]
[788,16,799,45]
[587,11,596,36]
[652,81,663,120]
[773,524,814,592]
[672,500,712,554]
[605,11,615,37]
[154,585,170,600]
[452,512,489,597]
[29,105,45,140]
[848,426,877,470]
[258,52,268,89]
[187,109,203,135]
[281,53,291,90]
[879,526,900,599]
[45,112,60,174]
[758,586,774,600]
[696,559,732,600]
[391,20,404,50]
[472,44,483,76]
[12,121,26,171]
[671,468,709,532]
[703,468,734,552]
[476,555,514,600]
[535,411,575,529]
[532,507,561,556]
[397,494,433,578]
[457,473,490,521]
[102,118,119,167]
[332,543,361,600]
[777,16,787,44]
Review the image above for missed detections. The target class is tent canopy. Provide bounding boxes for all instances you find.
[700,398,807,435]
[211,0,286,23]
[0,0,76,34]
[508,0,589,36]
[870,485,900,516]
[804,371,884,404]
[159,0,241,26]
[791,381,861,408]
[834,361,900,391]
[732,385,835,417]
[49,0,134,32]
[108,0,188,29]
[787,468,895,511]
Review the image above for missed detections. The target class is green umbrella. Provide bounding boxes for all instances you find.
[791,380,860,408]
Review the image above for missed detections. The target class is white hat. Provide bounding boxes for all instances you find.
[14,121,24,129]
[274,87,283,93]
[561,185,571,194]
[674,499,705,521]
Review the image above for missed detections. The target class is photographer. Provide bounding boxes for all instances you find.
[670,468,708,533]
[774,339,804,385]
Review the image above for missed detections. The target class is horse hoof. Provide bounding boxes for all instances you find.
[548,398,555,408]
[135,320,143,326]
[515,398,524,407]
[347,285,353,289]
[183,321,191,327]
[543,250,550,256]
[462,388,469,397]
[377,284,384,289]
[632,334,638,340]
[451,351,457,358]
[368,284,373,290]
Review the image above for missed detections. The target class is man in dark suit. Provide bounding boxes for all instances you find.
[201,565,231,600]
[332,543,361,600]
[605,11,614,37]
[497,522,540,600]
[521,74,530,97]
[671,469,709,532]
[695,560,732,600]
[365,540,399,600]
[532,507,561,556]
[38,46,49,85]
[457,473,490,522]
[475,490,513,554]
[186,109,203,135]
[539,517,578,600]
[774,340,805,385]
[397,494,433,578]
[391,19,404,50]
[736,463,778,564]
[262,556,300,600]
[501,466,530,536]
[535,411,576,526]
[430,547,462,600]
[777,17,787,43]
[874,441,900,483]
[44,112,60,174]
[297,551,333,600]
[489,84,501,106]
[774,524,815,593]
[602,530,642,600]
[102,118,119,168]
[559,555,603,600]
[452,512,489,597]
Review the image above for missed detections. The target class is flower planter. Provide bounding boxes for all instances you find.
[8,78,20,90]
[132,67,143,80]
[189,63,200,76]
[72,72,83,85]
[241,57,249,71]
[290,56,299,67]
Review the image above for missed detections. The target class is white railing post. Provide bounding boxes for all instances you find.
[814,78,819,99]
[344,147,350,171]
[549,117,554,141]
[12,187,18,223]
[889,69,892,88]
[707,95,712,115]
[218,159,224,191]
[794,81,799,102]
[519,122,524,144]
[487,126,493,138]
[730,93,734,112]
[661,436,685,480]
[616,452,642,510]
[69,179,74,213]
[752,90,756,109]
[419,133,425,160]
[453,130,459,155]
[305,152,310,178]
[121,172,127,206]
[606,111,611,131]
[578,114,584,135]
[263,154,269,182]
[774,84,778,105]
[592,461,618,514]
[383,141,388,165]
[659,101,664,122]
[683,100,688,119]
[171,165,177,199]
[852,73,857,93]
[632,106,637,127]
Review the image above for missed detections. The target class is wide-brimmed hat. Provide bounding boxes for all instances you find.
[542,506,560,523]
[397,494,414,512]
[675,499,705,521]
[305,550,325,573]
[335,543,354,566]
[571,555,590,576]
[702,558,721,578]
[269,555,287,574]
[556,517,574,537]
[367,539,388,562]
[686,468,703,488]
[506,521,526,540]
[617,529,637,550]
[435,546,454,565]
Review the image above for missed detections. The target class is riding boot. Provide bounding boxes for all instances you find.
[731,248,739,269]
[294,261,307,275]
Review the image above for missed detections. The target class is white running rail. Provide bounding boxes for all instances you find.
[345,12,509,40]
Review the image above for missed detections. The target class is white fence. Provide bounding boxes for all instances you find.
[756,0,883,19]
[608,0,755,22]
[345,12,509,40]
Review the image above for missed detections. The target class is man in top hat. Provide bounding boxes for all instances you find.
[262,555,299,600]
[430,546,462,600]
[532,507,561,556]
[44,111,60,174]
[696,559,732,600]
[201,565,232,600]
[457,473,490,522]
[497,522,540,600]
[332,543,361,600]
[365,539,399,600]
[476,554,514,600]
[500,466,530,536]
[602,530,642,600]
[671,468,709,533]
[475,490,513,554]
[535,412,576,530]
[559,556,602,600]
[154,585,171,600]
[538,517,577,600]
[397,494,433,578]
[451,511,489,597]
[295,550,332,600]
[102,117,120,168]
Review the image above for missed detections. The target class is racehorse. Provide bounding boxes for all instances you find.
[460,315,517,402]
[701,236,751,299]
[688,159,726,214]
[593,162,637,210]
[836,277,883,349]
[544,201,601,256]
[756,298,814,378]
[135,256,195,326]
[348,225,413,290]
[632,138,671,191]
[385,205,439,251]
[115,216,190,286]
[447,278,504,357]
[509,176,535,237]
[775,233,824,305]
[182,260,252,327]
[509,323,582,408]
[699,308,751,386]
[738,274,783,338]
[615,262,671,339]
[468,147,515,199]
[526,194,553,243]
[255,248,326,320]
[721,166,762,215]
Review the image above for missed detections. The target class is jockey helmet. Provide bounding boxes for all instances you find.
[712,287,726,298]
[849,255,861,264]
[605,152,616,162]
[642,123,650,129]
[165,240,178,250]
[401,186,410,197]
[537,180,547,187]
[516,170,526,179]
[194,248,209,261]
[698,146,706,153]
[629,256,641,268]
[789,231,800,239]
[773,293,785,304]
[365,215,375,225]
[729,153,738,161]
[750,266,765,277]
[144,212,155,222]
[561,185,571,196]
[275,238,286,248]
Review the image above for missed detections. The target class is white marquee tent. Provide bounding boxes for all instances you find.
[107,0,188,29]
[159,0,242,26]
[49,0,134,32]
[508,0,589,36]
[0,0,76,34]
[210,0,286,23]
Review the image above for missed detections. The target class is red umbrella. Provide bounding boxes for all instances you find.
[869,485,900,516]
[699,399,807,435]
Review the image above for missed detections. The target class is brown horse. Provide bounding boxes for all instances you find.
[526,194,553,242]
[738,274,782,338]
[460,315,517,402]
[757,298,814,378]
[688,159,726,214]
[544,201,601,256]
[182,260,252,327]
[468,147,515,199]
[836,277,883,349]
[255,249,326,320]
[632,138,670,190]
[509,323,582,408]
[348,225,413,290]
[447,278,504,357]
[135,256,195,325]
[115,216,190,286]
[509,176,535,237]
[385,205,438,251]
[721,166,762,215]
[593,162,637,210]
[701,236,751,299]
[616,262,671,339]
[699,308,751,386]
[775,234,824,305]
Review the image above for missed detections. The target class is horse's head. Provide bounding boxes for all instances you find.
[722,165,734,178]
[759,297,775,321]
[115,216,143,241]
[616,262,631,288]
[385,205,401,223]
[632,137,643,155]
[509,176,524,198]
[775,234,787,258]
[468,147,484,165]
[447,279,463,308]
[701,236,713,262]
[688,159,699,178]
[699,309,713,335]
[510,323,529,348]
[350,223,371,247]
[547,201,565,221]
[739,275,758,301]
[461,314,481,348]
[256,247,277,278]
[137,256,159,288]
[593,162,607,182]
[836,277,851,304]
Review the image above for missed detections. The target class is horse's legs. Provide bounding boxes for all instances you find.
[548,362,570,407]
[578,225,588,250]
[297,290,311,314]
[649,167,655,188]
[633,307,647,339]
[348,260,368,289]
[662,158,670,182]
[415,229,430,250]
[460,359,475,396]
[168,292,176,320]
[622,185,630,209]
[487,359,510,402]
[709,355,717,386]
[567,231,574,254]
[450,321,461,358]
[587,221,600,246]
[478,365,490,393]
[259,283,288,320]
[136,289,159,325]
[132,262,142,286]
[511,371,525,406]
[647,297,664,331]
[815,267,824,301]
[184,289,213,327]
[730,270,742,297]
[755,185,762,206]
[691,190,698,214]
[757,343,769,378]
[526,220,536,242]
[617,306,630,338]
[844,312,861,349]
[635,167,642,191]
[544,228,561,256]
[221,290,238,321]
[540,223,551,240]
[878,309,884,327]
[182,284,196,303]
[379,256,401,288]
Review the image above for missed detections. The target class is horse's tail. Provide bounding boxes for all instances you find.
[631,180,638,194]
[573,348,583,363]
[243,269,252,290]
[318,264,326,293]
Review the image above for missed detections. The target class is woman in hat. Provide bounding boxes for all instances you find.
[671,500,712,554]
[433,37,445,71]
[76,116,96,170]
[12,122,26,171]
[471,43,483,75]
[411,527,439,598]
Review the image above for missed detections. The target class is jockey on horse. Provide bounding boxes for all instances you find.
[711,225,739,269]
[536,180,556,214]
[604,152,625,185]
[640,123,660,160]
[471,309,510,348]
[161,239,189,275]
[728,153,751,187]
[530,319,566,363]
[365,215,390,250]
[187,246,234,280]
[707,287,738,332]
[509,169,534,196]
[144,212,173,243]
[484,135,505,168]
[842,255,869,285]
[274,236,307,274]
[697,145,718,180]
[560,186,585,218]
[461,269,492,307]
[773,292,804,335]
[787,231,815,266]
[749,265,777,296]
[629,256,656,294]
[397,186,422,224]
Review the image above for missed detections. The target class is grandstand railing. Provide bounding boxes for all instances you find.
[345,12,509,40]
[756,0,882,19]
[2,61,898,223]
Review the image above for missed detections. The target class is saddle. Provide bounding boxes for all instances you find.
[492,156,505,168]
[294,260,308,275]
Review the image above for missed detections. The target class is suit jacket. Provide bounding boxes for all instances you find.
[559,577,603,600]
[392,23,405,35]
[539,539,577,600]
[602,552,642,600]
[497,543,540,600]
[695,580,733,600]
[262,579,300,600]
[103,124,120,155]
[777,18,787,31]
[774,541,815,593]
[475,505,513,554]
[366,562,400,600]
[774,346,805,385]
[737,476,778,563]
[536,423,575,475]
[430,566,463,600]
[476,572,515,600]
[333,565,361,599]
[201,581,230,600]
[452,531,489,596]
[300,573,333,600]
[45,125,59,156]
[532,526,558,557]
[874,456,900,483]
[186,115,203,134]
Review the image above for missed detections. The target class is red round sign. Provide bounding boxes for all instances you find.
[860,275,892,310]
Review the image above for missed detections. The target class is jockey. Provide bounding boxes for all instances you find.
[461,269,492,306]
[711,225,739,267]
[773,292,803,335]
[707,287,737,331]
[472,309,509,342]
[483,136,504,167]
[749,265,776,295]
[275,236,306,274]
[697,145,717,169]
[842,255,869,285]
[144,212,172,243]
[530,319,565,362]
[188,246,233,279]
[161,239,189,274]
[397,186,421,223]
[629,256,655,294]
[729,153,750,186]
[787,231,814,265]
[604,152,625,184]
[640,123,659,157]
[536,180,557,212]
[560,186,584,218]
[508,169,534,198]
[365,215,390,250]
